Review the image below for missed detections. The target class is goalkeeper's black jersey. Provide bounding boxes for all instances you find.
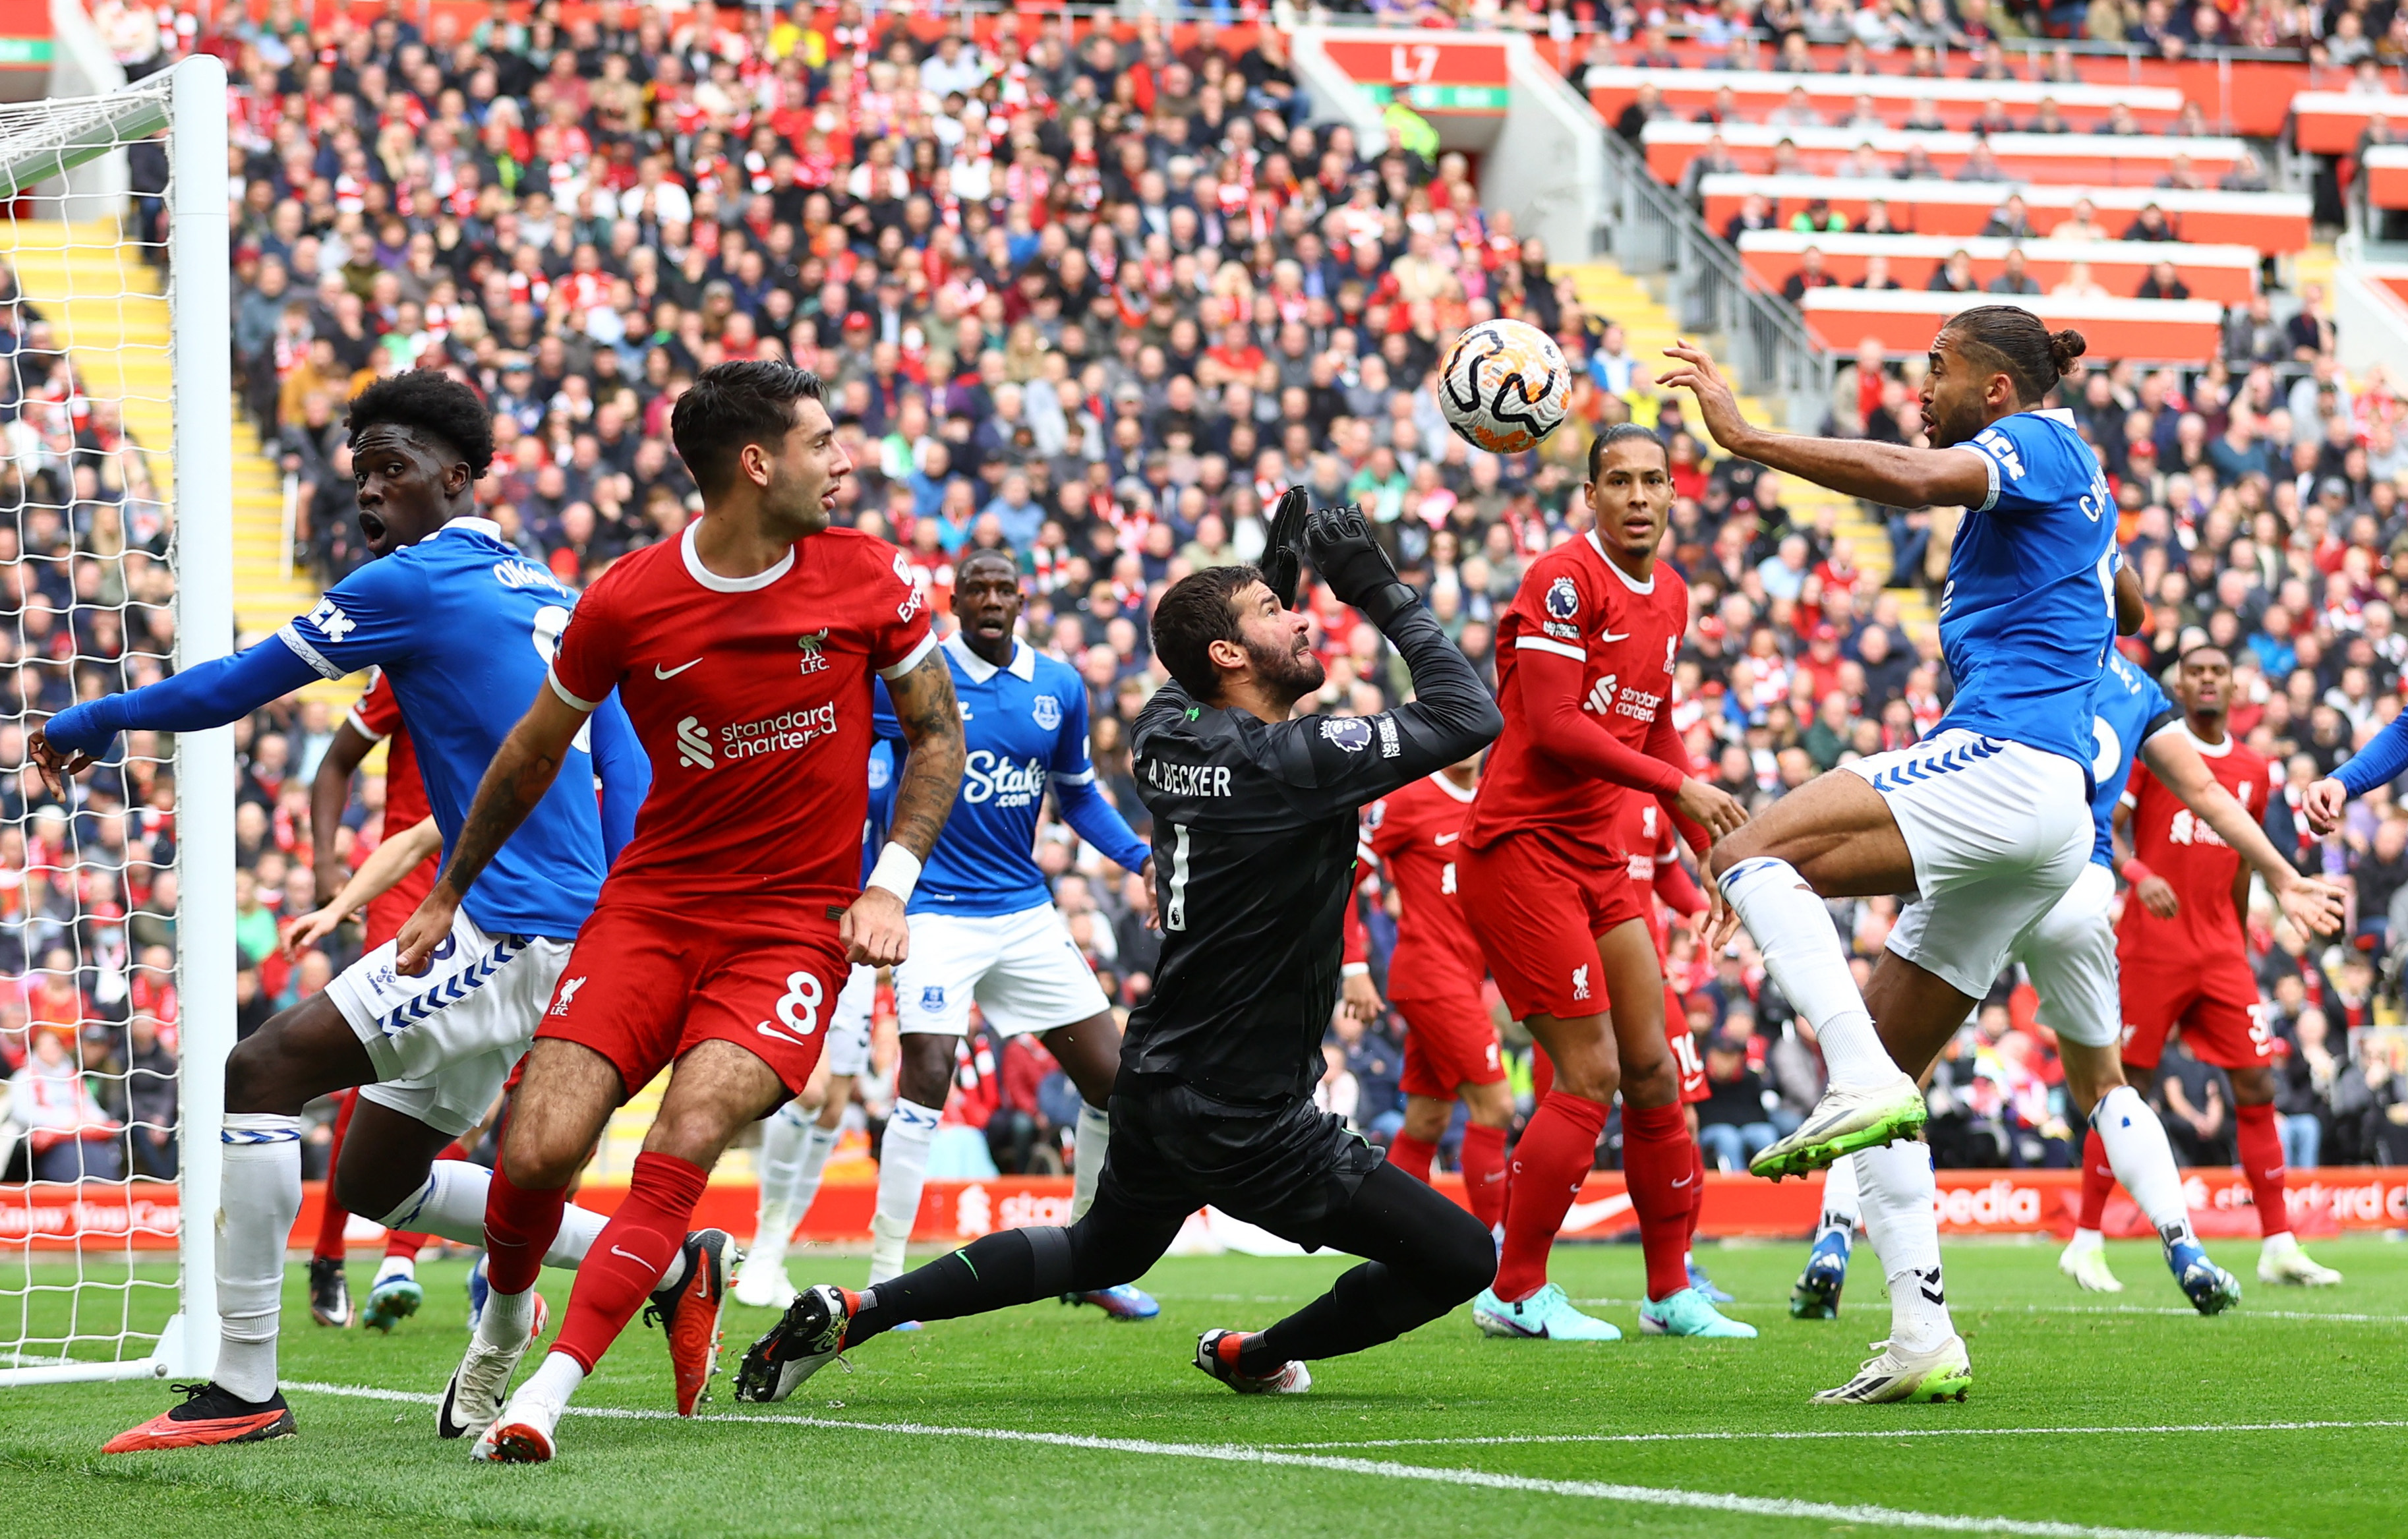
[1123,599,1500,1105]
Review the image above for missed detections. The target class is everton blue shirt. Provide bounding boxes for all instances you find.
[873,634,1150,917]
[2082,651,2181,868]
[1935,408,2119,769]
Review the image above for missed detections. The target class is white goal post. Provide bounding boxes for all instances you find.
[0,53,230,1387]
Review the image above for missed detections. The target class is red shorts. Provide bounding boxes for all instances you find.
[2117,952,2272,1073]
[1394,986,1506,1099]
[1666,983,1708,1103]
[535,899,850,1099]
[1459,832,1646,1022]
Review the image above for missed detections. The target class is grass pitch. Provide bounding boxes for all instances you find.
[3,1236,2405,1538]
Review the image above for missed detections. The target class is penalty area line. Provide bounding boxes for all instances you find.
[284,1380,2272,1539]
[1572,1298,2408,1325]
[1258,1417,2408,1449]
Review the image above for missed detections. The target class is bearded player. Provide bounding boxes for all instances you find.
[1664,309,2109,1403]
[400,361,967,1463]
[2106,644,2343,1289]
[1360,753,1512,1234]
[1459,424,1754,1343]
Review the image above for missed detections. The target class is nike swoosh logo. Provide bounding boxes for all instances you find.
[1434,832,1458,845]
[1601,631,1631,642]
[1671,1173,1695,1188]
[1561,1194,1635,1230]
[609,1245,651,1264]
[654,660,701,679]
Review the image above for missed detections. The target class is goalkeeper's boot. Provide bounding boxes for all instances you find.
[1065,1283,1160,1320]
[1195,1329,1310,1394]
[643,1229,734,1416]
[439,1292,549,1441]
[361,1266,425,1333]
[308,1257,351,1328]
[1639,1287,1757,1338]
[1811,1335,1973,1405]
[736,1283,854,1404]
[1686,1254,1735,1304]
[103,1382,296,1453]
[1750,1077,1926,1180]
[1473,1282,1621,1341]
[2167,1238,2242,1316]
[2059,1233,2124,1293]
[1791,1229,1852,1319]
[2259,1232,2343,1287]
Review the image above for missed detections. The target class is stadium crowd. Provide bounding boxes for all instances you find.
[8,4,2408,1192]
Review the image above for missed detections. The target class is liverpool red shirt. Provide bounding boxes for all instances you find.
[2117,725,2269,961]
[1366,771,1486,998]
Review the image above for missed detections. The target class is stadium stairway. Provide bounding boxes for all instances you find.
[1566,261,1936,635]
[7,220,355,710]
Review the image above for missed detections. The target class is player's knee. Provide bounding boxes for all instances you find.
[1554,1059,1620,1104]
[222,1031,289,1115]
[500,1130,585,1192]
[896,1035,954,1105]
[1620,1056,1679,1108]
[1419,1205,1498,1302]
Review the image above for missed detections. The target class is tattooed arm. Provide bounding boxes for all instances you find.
[393,685,590,974]
[844,647,964,966]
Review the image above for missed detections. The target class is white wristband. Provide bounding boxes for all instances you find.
[866,842,922,903]
[1340,962,1370,979]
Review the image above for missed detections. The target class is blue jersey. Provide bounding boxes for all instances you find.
[279,517,623,940]
[2082,651,2181,867]
[1934,409,2118,769]
[859,739,895,886]
[873,635,1150,917]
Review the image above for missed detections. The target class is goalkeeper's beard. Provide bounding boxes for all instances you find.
[1250,631,1327,711]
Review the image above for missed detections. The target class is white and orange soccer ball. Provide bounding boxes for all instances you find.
[1438,318,1571,455]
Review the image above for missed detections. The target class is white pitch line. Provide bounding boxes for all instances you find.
[283,1380,2276,1539]
[1572,1298,2408,1324]
[1258,1418,2408,1449]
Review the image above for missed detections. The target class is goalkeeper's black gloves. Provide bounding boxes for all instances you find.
[1262,484,1309,608]
[1301,504,1417,628]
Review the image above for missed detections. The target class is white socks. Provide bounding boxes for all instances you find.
[374,1159,606,1270]
[476,1279,537,1349]
[1853,1140,1954,1353]
[1819,1147,1861,1237]
[2093,1086,2195,1247]
[748,1107,837,1282]
[791,1123,839,1228]
[1072,1102,1111,1221]
[869,1098,942,1285]
[372,1252,415,1287]
[216,1113,304,1403]
[1718,857,1898,1091]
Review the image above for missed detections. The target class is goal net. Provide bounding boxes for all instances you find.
[0,55,230,1387]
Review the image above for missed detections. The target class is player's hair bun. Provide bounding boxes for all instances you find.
[2047,329,2088,374]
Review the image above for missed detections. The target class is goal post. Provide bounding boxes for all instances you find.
[0,53,230,1387]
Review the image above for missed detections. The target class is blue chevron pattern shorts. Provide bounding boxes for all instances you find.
[1842,728,2092,999]
[328,909,574,1138]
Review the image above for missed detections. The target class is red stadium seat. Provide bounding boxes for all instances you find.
[1735,232,2258,305]
[1645,123,2250,187]
[1699,175,2312,254]
[2363,145,2408,209]
[2290,91,2407,156]
[1587,68,2185,134]
[1796,289,2227,361]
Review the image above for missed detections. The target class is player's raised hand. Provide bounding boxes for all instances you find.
[2303,776,2350,834]
[842,886,910,968]
[2132,873,2181,920]
[281,903,348,961]
[2274,871,2347,939]
[26,726,94,801]
[1656,340,1750,454]
[1300,503,1404,613]
[394,888,460,976]
[1674,776,1748,842]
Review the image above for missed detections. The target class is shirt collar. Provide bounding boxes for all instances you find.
[422,515,503,543]
[943,631,1035,682]
[1585,528,1656,593]
[680,518,794,593]
[1430,771,1477,803]
[2184,721,2234,758]
[2034,408,2078,425]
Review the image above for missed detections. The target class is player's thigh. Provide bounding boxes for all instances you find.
[1133,1085,1382,1251]
[1312,1159,1498,1296]
[327,908,566,1091]
[648,1039,794,1165]
[1883,782,2090,1015]
[223,993,376,1113]
[680,921,853,1111]
[1394,987,1503,1102]
[819,963,879,1080]
[1461,834,1624,1023]
[501,1036,630,1189]
[1710,759,1913,894]
[2019,862,2123,1055]
[2176,964,2279,1076]
[1594,919,1674,1089]
[976,904,1114,1035]
[333,1095,462,1218]
[891,910,989,1039]
[2113,943,2194,1075]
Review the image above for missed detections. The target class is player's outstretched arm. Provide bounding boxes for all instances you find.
[1658,341,1993,511]
[848,646,964,968]
[2142,728,2345,938]
[396,684,590,975]
[2308,712,2408,832]
[308,713,381,905]
[283,815,442,960]
[587,691,651,867]
[30,636,323,796]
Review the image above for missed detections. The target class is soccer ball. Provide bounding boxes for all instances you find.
[1438,318,1571,455]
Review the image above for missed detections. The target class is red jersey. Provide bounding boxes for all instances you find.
[546,522,935,913]
[1467,531,1691,859]
[349,669,436,923]
[1616,794,1697,963]
[2117,727,2270,959]
[1365,772,1485,997]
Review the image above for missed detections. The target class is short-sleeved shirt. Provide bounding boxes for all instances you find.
[546,520,935,914]
[871,635,1148,917]
[1365,771,1484,999]
[278,516,608,940]
[2119,726,2270,958]
[2082,651,2181,868]
[1469,530,1689,859]
[1938,408,2118,769]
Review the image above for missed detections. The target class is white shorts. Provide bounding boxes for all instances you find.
[2010,858,2121,1049]
[822,963,877,1078]
[892,903,1110,1038]
[326,909,572,1138]
[1846,730,2092,999]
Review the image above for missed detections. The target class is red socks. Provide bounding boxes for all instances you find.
[554,1151,709,1373]
[2080,1126,2113,1231]
[1494,1090,1608,1302]
[1461,1122,1509,1232]
[2234,1101,2291,1238]
[1621,1100,1697,1302]
[1685,1137,1707,1249]
[483,1158,571,1296]
[312,1091,357,1262]
[1386,1132,1436,1184]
